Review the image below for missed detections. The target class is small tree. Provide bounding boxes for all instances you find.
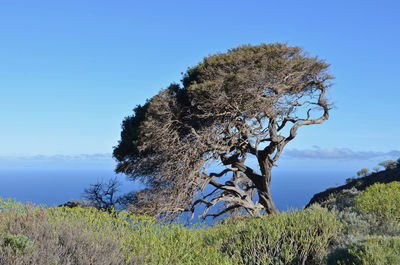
[373,166,381,173]
[378,160,397,170]
[114,43,333,219]
[357,168,369,177]
[83,177,136,212]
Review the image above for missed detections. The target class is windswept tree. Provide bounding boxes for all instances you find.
[114,43,333,219]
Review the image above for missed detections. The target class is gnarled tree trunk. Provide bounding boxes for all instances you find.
[258,187,279,214]
[256,153,279,214]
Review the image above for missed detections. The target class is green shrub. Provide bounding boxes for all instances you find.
[355,182,400,223]
[1,234,35,255]
[337,209,400,238]
[0,199,133,264]
[318,186,400,238]
[0,197,353,264]
[320,188,361,212]
[355,179,364,188]
[206,205,340,265]
[327,236,400,265]
[0,197,233,265]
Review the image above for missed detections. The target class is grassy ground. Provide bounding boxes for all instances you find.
[0,180,399,264]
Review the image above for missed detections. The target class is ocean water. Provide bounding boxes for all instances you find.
[0,168,352,211]
[0,169,140,207]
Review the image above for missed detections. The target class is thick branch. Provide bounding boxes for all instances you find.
[201,168,238,192]
[204,205,241,218]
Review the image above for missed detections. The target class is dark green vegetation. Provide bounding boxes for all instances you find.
[327,236,400,265]
[1,198,339,265]
[356,182,400,223]
[212,206,340,265]
[310,159,400,265]
[110,43,333,218]
[323,181,400,265]
[0,199,229,265]
[2,170,400,264]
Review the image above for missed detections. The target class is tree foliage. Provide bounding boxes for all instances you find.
[114,43,333,219]
[379,160,397,170]
[357,168,369,177]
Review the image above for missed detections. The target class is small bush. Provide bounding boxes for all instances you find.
[354,179,363,187]
[355,181,400,223]
[320,188,361,212]
[0,197,233,265]
[327,236,400,265]
[337,209,400,238]
[1,234,35,255]
[206,205,340,265]
[0,199,133,265]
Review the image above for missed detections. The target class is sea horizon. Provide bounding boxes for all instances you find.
[0,168,353,212]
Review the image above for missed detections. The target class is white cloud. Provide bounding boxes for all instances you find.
[283,148,400,160]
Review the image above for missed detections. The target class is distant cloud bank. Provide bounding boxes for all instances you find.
[0,153,115,170]
[1,149,399,171]
[1,153,113,161]
[284,148,400,160]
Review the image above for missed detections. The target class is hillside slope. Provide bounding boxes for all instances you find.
[307,167,400,207]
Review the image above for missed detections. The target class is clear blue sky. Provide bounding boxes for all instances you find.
[0,0,399,171]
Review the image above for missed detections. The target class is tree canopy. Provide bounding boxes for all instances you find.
[113,43,333,219]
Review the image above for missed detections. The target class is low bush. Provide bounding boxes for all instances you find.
[1,234,35,255]
[324,181,400,264]
[1,197,343,265]
[0,198,232,265]
[327,236,400,265]
[318,185,400,238]
[0,199,132,265]
[206,205,340,265]
[355,181,400,223]
[320,188,361,212]
[337,209,400,239]
[9,197,393,264]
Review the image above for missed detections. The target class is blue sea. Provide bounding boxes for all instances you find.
[0,169,139,207]
[0,168,352,212]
